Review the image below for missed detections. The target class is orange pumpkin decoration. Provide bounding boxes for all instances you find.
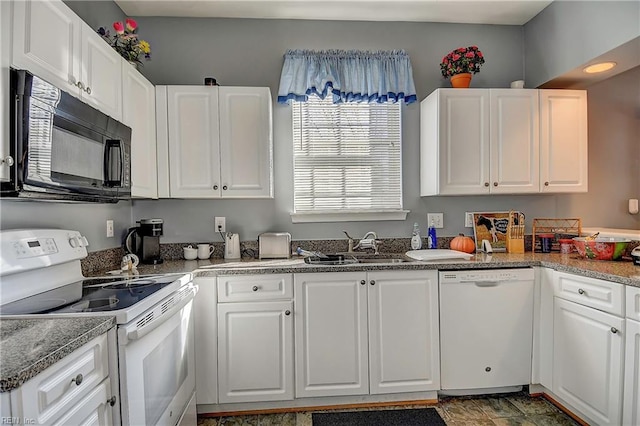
[450,233,475,254]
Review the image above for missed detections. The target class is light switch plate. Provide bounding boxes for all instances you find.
[465,212,474,228]
[427,213,444,229]
[215,217,226,232]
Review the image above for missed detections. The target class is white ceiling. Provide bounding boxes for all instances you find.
[115,0,553,25]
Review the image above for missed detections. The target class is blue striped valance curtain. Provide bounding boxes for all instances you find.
[277,49,417,104]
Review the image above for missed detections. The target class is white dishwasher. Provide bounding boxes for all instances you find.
[439,268,535,395]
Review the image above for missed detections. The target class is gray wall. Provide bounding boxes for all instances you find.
[131,17,558,243]
[0,200,132,251]
[557,66,640,229]
[64,0,125,31]
[524,1,640,88]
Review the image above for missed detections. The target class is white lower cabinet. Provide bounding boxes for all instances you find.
[552,279,625,426]
[8,330,117,425]
[218,301,293,403]
[194,277,218,405]
[215,275,294,404]
[294,270,439,398]
[624,287,640,426]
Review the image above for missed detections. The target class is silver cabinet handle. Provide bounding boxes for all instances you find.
[484,182,489,187]
[71,373,84,386]
[75,81,85,90]
[213,185,219,190]
[611,327,618,334]
[544,182,550,186]
[107,395,117,406]
[223,185,228,190]
[370,280,375,285]
[578,288,585,295]
[360,280,366,285]
[493,182,498,187]
[252,286,258,291]
[285,310,291,316]
[85,86,92,95]
[1,156,14,166]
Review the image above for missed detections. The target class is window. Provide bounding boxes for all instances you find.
[291,94,407,222]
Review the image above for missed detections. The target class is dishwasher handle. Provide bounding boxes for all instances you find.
[458,280,501,286]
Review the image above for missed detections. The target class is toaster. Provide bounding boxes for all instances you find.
[259,232,292,259]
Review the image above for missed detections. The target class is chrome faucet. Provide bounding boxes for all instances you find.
[343,230,355,253]
[353,231,381,254]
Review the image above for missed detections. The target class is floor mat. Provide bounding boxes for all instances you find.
[312,408,446,426]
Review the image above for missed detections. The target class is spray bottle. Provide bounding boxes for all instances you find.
[427,219,437,249]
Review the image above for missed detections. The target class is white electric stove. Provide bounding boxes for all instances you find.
[0,229,198,426]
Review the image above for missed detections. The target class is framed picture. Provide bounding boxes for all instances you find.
[472,212,512,252]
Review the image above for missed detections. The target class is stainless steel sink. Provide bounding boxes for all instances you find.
[356,258,410,264]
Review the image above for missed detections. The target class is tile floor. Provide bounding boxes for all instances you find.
[197,392,581,426]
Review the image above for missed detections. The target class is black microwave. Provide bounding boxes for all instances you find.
[2,69,131,202]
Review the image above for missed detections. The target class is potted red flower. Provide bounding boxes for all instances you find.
[440,46,485,88]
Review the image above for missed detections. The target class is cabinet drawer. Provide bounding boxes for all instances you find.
[217,274,293,302]
[554,271,624,316]
[13,332,109,424]
[627,286,640,321]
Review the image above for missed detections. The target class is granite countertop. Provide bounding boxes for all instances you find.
[124,252,640,287]
[0,316,115,392]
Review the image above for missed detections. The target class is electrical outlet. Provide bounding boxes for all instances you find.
[465,212,474,228]
[215,217,226,232]
[106,220,114,238]
[427,213,444,229]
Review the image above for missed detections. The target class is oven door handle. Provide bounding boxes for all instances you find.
[125,287,196,342]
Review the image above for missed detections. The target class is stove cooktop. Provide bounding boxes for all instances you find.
[0,274,187,316]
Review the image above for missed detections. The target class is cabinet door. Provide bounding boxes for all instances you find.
[12,0,81,97]
[218,301,294,403]
[167,86,221,197]
[51,379,113,426]
[540,90,588,193]
[294,272,369,397]
[489,89,539,193]
[623,319,640,426]
[367,270,440,394]
[123,62,157,199]
[80,27,122,120]
[218,87,273,198]
[193,277,217,405]
[553,298,624,425]
[437,89,490,195]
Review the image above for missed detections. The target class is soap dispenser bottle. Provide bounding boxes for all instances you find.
[427,220,437,249]
[411,222,422,250]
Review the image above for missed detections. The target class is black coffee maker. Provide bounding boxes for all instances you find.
[124,218,164,264]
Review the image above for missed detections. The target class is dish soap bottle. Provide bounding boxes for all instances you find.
[411,222,422,250]
[427,219,437,249]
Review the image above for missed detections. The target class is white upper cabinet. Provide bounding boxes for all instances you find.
[490,90,540,193]
[12,0,123,120]
[421,89,490,195]
[540,90,588,193]
[219,87,273,198]
[122,62,157,198]
[157,86,273,199]
[420,88,586,196]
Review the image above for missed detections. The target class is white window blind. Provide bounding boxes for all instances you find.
[292,95,403,217]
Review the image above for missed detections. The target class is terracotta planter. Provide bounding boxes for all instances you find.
[450,73,472,88]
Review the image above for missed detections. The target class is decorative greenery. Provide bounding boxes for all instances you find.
[97,18,151,65]
[440,46,485,78]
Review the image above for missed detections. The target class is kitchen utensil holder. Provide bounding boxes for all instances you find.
[506,210,525,254]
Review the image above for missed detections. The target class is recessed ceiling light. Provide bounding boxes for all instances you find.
[583,62,617,74]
